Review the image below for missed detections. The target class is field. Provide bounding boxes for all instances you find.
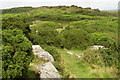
[1,6,118,79]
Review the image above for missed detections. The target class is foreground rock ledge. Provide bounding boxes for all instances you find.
[32,45,61,79]
[36,62,61,80]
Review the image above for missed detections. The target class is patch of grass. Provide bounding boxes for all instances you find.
[57,48,92,78]
[29,57,47,72]
[57,48,117,78]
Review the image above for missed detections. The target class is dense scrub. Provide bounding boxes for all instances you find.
[81,49,118,77]
[29,19,118,50]
[2,29,34,78]
[82,49,118,67]
[2,15,34,79]
[29,20,65,48]
[61,27,90,50]
[2,16,32,38]
[89,32,117,50]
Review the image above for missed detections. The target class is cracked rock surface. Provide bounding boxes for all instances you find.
[36,62,61,79]
[32,45,61,79]
[32,45,54,62]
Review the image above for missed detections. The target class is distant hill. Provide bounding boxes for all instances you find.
[1,6,118,17]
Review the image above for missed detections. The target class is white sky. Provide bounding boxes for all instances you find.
[0,0,119,10]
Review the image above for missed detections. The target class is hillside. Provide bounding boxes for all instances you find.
[1,6,118,79]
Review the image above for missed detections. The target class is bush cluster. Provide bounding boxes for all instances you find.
[2,16,34,79]
[89,33,117,49]
[82,49,118,68]
[2,29,34,78]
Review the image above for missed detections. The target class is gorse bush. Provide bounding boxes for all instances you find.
[82,49,118,68]
[30,19,118,51]
[2,16,32,37]
[2,29,34,78]
[36,28,57,45]
[82,50,104,67]
[99,49,118,67]
[61,27,90,50]
[89,32,117,50]
[29,21,64,48]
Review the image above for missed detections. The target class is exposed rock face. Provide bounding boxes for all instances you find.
[32,45,54,62]
[36,62,61,80]
[32,45,61,79]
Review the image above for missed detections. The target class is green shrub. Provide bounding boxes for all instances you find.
[82,49,118,68]
[42,46,61,61]
[2,16,32,37]
[89,32,117,50]
[82,50,104,67]
[29,23,63,48]
[2,29,34,78]
[31,27,58,45]
[99,49,118,67]
[61,27,90,50]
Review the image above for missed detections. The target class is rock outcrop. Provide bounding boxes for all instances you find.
[32,45,61,79]
[36,62,61,79]
[32,45,54,62]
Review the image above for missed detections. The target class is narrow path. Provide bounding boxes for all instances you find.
[57,48,94,78]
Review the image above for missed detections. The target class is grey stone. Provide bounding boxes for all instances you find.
[36,62,61,79]
[32,45,54,62]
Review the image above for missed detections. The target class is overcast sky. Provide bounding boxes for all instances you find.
[0,0,119,10]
